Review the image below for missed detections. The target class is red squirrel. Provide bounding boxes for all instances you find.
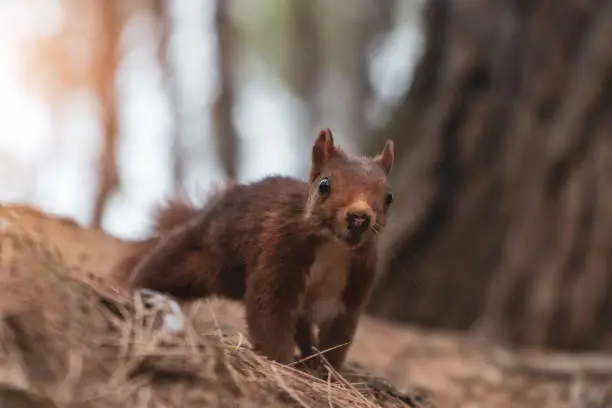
[119,129,394,371]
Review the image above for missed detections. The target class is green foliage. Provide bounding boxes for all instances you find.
[231,0,294,84]
[230,0,361,98]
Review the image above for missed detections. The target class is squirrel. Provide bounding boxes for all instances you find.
[118,129,395,371]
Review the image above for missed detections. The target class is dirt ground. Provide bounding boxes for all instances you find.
[1,203,611,408]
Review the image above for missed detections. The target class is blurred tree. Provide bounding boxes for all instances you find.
[212,0,240,182]
[231,0,295,93]
[23,0,130,229]
[24,0,100,99]
[368,0,612,352]
[232,0,398,151]
[324,0,397,146]
[287,0,322,136]
[152,0,184,192]
[91,0,122,229]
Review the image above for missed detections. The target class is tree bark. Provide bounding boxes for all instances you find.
[91,0,121,229]
[367,0,612,352]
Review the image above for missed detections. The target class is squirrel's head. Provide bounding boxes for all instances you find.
[305,128,394,249]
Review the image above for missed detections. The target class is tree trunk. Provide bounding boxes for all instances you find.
[152,0,184,193]
[288,0,322,136]
[367,0,612,352]
[211,0,239,182]
[341,0,397,147]
[91,0,121,229]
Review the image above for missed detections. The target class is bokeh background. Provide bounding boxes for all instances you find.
[0,0,423,239]
[2,0,612,358]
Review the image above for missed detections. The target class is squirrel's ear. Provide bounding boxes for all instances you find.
[310,128,338,181]
[374,139,394,175]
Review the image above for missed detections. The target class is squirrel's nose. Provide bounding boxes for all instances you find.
[346,212,371,235]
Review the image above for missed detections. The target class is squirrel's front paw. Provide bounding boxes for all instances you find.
[294,354,327,377]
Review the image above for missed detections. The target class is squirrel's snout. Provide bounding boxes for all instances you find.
[346,212,371,235]
[342,200,376,239]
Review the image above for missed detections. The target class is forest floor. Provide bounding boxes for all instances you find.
[0,203,611,408]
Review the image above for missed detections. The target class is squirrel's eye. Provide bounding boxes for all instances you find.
[318,177,331,196]
[385,190,393,206]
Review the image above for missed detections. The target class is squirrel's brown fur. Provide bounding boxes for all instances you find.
[117,129,395,370]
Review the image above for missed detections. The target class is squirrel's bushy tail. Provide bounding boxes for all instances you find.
[117,187,227,300]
